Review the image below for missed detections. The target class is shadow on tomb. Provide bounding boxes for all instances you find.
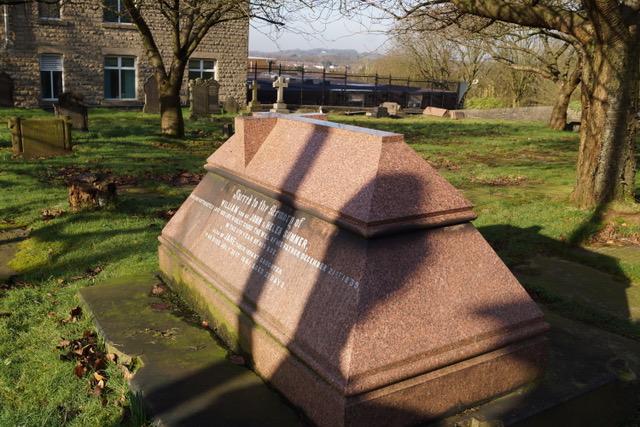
[157,113,549,426]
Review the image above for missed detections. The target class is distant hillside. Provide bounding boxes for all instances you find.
[249,48,382,65]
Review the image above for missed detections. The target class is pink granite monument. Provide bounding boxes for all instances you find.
[159,113,549,427]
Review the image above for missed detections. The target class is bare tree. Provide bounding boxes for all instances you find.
[116,0,293,138]
[396,28,485,104]
[481,27,581,129]
[364,0,640,208]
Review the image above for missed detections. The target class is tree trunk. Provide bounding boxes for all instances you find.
[160,87,184,138]
[571,39,640,208]
[549,66,581,131]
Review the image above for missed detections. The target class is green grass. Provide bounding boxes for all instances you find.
[0,108,232,426]
[1,109,640,425]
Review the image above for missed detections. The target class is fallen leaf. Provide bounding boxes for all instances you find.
[150,283,167,296]
[41,208,65,220]
[74,363,87,378]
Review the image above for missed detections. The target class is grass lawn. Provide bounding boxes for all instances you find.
[1,108,640,425]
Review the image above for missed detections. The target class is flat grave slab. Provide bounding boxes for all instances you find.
[79,274,302,427]
[423,106,449,118]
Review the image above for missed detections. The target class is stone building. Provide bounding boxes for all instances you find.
[0,1,248,108]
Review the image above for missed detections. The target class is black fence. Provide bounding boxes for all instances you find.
[246,64,462,110]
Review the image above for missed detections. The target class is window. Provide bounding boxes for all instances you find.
[188,59,215,80]
[103,0,131,23]
[40,54,63,101]
[104,56,136,100]
[39,1,61,20]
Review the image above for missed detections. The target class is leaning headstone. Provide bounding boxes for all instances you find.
[143,76,160,114]
[189,78,221,119]
[270,76,289,113]
[423,106,449,117]
[54,92,88,131]
[0,72,14,107]
[222,97,240,115]
[381,101,402,116]
[8,116,72,159]
[366,106,389,118]
[159,114,548,427]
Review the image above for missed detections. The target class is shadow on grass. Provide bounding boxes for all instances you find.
[480,223,638,340]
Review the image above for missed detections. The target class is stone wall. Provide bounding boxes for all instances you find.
[459,106,581,122]
[0,3,248,108]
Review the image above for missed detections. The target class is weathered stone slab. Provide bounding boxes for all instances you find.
[190,78,220,119]
[423,106,449,117]
[448,110,466,120]
[8,116,72,159]
[143,76,160,114]
[54,92,88,131]
[381,102,401,116]
[0,72,14,108]
[223,97,240,114]
[366,106,388,118]
[78,275,301,426]
[159,114,548,427]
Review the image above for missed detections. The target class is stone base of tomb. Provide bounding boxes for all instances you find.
[270,102,290,113]
[158,238,548,427]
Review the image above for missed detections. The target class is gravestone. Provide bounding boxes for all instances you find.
[143,76,160,114]
[247,80,260,112]
[54,92,88,131]
[381,101,402,116]
[366,106,388,118]
[270,76,289,113]
[0,72,14,107]
[448,110,466,120]
[189,78,220,119]
[222,97,240,114]
[158,113,548,427]
[423,106,449,117]
[207,80,221,114]
[8,116,72,159]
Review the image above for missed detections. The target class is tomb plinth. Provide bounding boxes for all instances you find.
[158,113,549,427]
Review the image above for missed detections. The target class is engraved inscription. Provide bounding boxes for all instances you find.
[190,187,360,291]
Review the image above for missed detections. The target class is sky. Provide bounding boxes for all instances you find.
[249,12,391,53]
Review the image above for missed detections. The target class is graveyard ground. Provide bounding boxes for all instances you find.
[1,108,639,425]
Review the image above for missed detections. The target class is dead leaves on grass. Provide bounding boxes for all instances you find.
[61,306,83,324]
[41,208,65,220]
[470,175,531,186]
[57,330,114,403]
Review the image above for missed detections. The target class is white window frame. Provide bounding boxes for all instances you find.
[189,59,216,80]
[40,54,64,101]
[104,56,137,100]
